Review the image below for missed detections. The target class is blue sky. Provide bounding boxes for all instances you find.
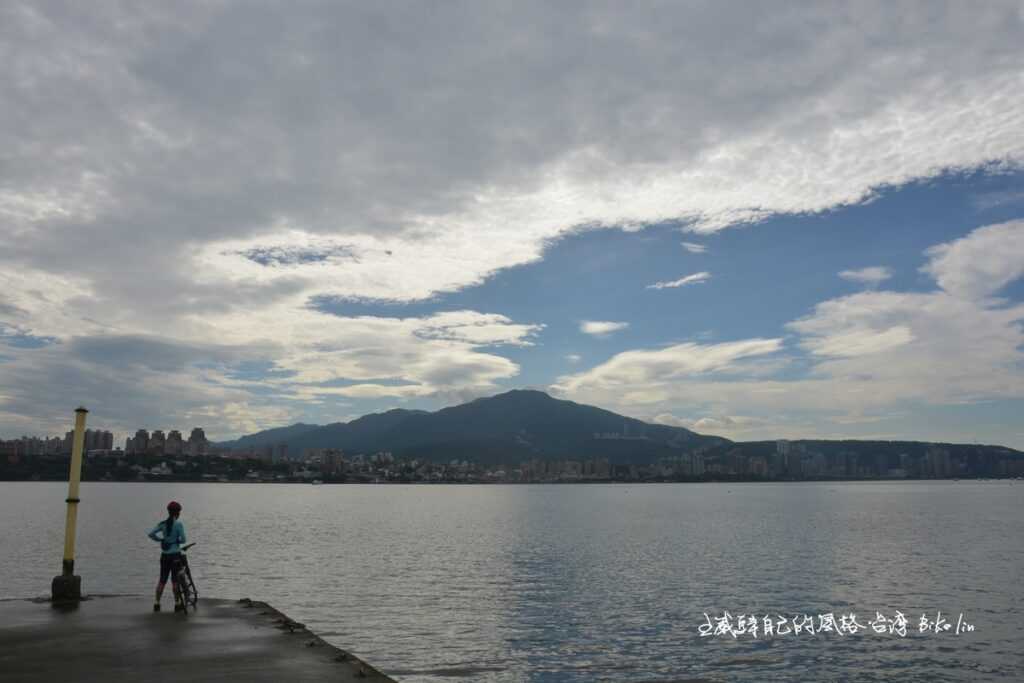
[320,169,1024,365]
[1,2,1023,448]
[307,169,1024,446]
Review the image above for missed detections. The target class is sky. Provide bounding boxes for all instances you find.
[1,2,1023,448]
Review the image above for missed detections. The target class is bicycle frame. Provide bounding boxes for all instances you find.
[174,543,199,611]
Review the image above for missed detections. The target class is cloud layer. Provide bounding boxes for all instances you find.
[1,2,1023,438]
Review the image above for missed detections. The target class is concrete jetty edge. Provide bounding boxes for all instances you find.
[0,594,397,682]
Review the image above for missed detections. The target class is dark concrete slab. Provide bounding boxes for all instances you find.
[0,596,395,682]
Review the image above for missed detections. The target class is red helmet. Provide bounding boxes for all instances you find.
[167,501,182,513]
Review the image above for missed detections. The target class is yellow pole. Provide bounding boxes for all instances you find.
[62,406,88,570]
[52,406,87,602]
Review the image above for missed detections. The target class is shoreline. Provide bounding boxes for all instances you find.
[1,476,1016,485]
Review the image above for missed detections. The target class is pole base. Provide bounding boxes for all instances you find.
[51,574,82,603]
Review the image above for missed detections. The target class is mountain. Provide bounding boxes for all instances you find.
[218,423,321,450]
[217,390,1023,469]
[220,390,727,464]
[286,408,428,454]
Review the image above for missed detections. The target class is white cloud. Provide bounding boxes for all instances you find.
[838,266,892,286]
[647,272,711,289]
[653,413,772,439]
[414,311,543,346]
[580,321,630,337]
[0,337,299,442]
[566,353,582,364]
[227,308,535,390]
[0,307,540,438]
[921,220,1024,300]
[651,413,693,428]
[1,3,1023,436]
[554,338,783,398]
[556,221,1024,446]
[292,384,436,400]
[801,325,914,357]
[681,242,707,254]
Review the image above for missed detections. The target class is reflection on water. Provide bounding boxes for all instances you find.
[1,481,1021,681]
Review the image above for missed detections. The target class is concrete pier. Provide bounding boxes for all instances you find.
[0,596,395,682]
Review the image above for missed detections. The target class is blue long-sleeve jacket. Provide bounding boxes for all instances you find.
[148,519,186,554]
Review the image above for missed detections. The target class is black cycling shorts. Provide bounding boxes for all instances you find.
[159,553,183,584]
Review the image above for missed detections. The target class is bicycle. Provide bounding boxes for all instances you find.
[172,543,199,613]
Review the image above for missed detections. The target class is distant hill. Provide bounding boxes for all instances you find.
[218,423,321,451]
[286,407,429,454]
[218,389,727,464]
[219,390,1023,467]
[708,439,1022,461]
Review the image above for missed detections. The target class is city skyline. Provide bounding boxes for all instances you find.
[2,388,1022,491]
[0,425,210,455]
[1,3,1023,448]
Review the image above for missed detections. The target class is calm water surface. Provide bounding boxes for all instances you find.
[1,481,1021,682]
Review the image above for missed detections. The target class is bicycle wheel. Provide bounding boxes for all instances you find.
[177,576,193,612]
[175,567,193,613]
[184,566,199,608]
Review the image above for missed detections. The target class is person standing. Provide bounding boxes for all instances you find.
[148,500,187,612]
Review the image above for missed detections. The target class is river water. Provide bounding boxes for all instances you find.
[1,481,1021,681]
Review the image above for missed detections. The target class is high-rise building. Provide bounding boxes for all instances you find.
[187,428,208,456]
[132,429,150,455]
[166,430,184,456]
[82,429,114,452]
[60,429,115,453]
[149,430,164,456]
[149,430,166,456]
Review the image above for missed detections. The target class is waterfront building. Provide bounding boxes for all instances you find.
[166,430,184,456]
[131,429,150,455]
[187,427,208,456]
[149,430,166,456]
[81,429,114,452]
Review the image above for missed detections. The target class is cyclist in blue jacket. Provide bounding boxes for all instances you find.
[148,500,186,612]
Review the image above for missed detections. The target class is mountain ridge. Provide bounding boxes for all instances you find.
[218,389,725,463]
[217,389,1023,464]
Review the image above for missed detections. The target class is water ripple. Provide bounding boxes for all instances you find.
[1,481,1022,682]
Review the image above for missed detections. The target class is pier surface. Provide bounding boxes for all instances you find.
[0,596,395,682]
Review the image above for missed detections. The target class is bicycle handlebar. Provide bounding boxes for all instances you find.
[181,543,196,552]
